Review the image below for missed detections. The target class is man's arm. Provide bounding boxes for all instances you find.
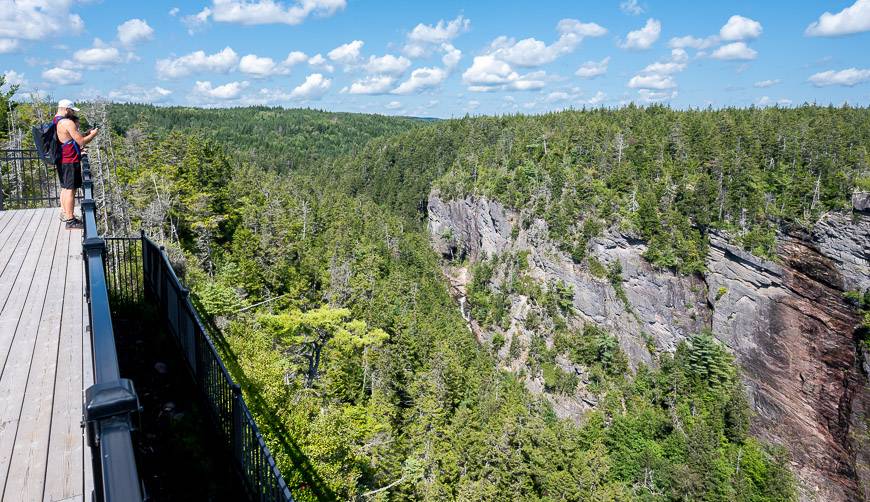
[60,119,98,146]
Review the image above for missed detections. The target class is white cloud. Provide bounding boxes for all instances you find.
[307,53,334,72]
[365,54,411,75]
[117,19,154,47]
[385,100,402,110]
[407,15,470,44]
[344,75,395,94]
[393,67,448,94]
[193,0,347,26]
[42,67,82,85]
[109,84,173,103]
[808,68,870,87]
[3,70,27,87]
[576,56,609,78]
[193,80,249,99]
[183,8,212,34]
[753,79,780,88]
[628,73,676,89]
[487,19,606,67]
[0,0,84,41]
[239,87,294,105]
[620,18,661,50]
[239,54,287,77]
[0,39,20,54]
[620,0,643,15]
[441,44,462,69]
[711,41,757,60]
[668,35,718,50]
[719,15,762,41]
[404,15,470,57]
[806,0,870,37]
[462,55,546,92]
[283,51,308,66]
[587,91,607,105]
[290,73,331,99]
[156,47,239,79]
[169,7,180,16]
[328,40,363,64]
[73,41,124,67]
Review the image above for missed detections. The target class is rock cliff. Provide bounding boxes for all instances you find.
[428,191,870,502]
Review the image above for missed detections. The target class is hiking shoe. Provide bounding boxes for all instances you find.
[65,217,84,230]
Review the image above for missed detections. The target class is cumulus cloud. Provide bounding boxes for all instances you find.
[385,100,402,110]
[328,40,364,65]
[627,48,687,92]
[183,8,212,34]
[73,40,124,67]
[393,67,448,94]
[0,0,84,41]
[3,70,27,88]
[808,68,870,87]
[42,67,82,85]
[156,47,239,79]
[719,15,762,41]
[190,0,347,26]
[628,74,676,90]
[239,54,286,77]
[753,79,780,88]
[364,54,410,75]
[711,41,757,60]
[620,18,661,50]
[307,53,334,72]
[485,19,607,67]
[403,15,470,57]
[461,55,546,92]
[193,80,249,99]
[806,0,870,37]
[576,56,610,78]
[284,51,308,66]
[441,44,462,69]
[620,0,643,15]
[0,39,20,54]
[117,19,154,47]
[344,75,395,95]
[668,35,718,50]
[109,84,172,103]
[290,73,331,99]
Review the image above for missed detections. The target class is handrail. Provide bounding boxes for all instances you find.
[141,235,294,502]
[80,155,145,502]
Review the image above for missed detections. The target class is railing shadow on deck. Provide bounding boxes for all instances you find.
[189,293,339,502]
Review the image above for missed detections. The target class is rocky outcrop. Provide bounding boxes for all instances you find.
[428,191,870,502]
[707,228,869,502]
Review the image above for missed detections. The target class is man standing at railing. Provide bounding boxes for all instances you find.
[54,99,98,229]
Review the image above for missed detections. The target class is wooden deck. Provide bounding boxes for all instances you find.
[0,207,93,502]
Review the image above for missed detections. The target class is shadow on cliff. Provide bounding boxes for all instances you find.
[192,296,339,502]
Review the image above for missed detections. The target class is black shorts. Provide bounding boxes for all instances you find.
[56,162,82,190]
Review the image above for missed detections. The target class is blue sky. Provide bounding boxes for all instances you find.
[1,0,868,117]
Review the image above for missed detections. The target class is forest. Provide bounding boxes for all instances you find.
[8,94,869,500]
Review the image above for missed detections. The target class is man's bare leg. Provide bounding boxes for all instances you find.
[61,188,74,220]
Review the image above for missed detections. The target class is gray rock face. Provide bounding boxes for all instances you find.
[428,191,870,502]
[853,192,870,213]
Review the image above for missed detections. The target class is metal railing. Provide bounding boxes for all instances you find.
[0,148,60,209]
[80,155,145,502]
[140,236,294,502]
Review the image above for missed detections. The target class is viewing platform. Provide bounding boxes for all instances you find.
[0,207,92,502]
[0,148,293,502]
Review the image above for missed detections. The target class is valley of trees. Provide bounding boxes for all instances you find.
[11,97,868,500]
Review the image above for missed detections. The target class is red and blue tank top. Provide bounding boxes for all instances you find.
[53,115,81,163]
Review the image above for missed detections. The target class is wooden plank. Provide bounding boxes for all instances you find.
[43,224,85,502]
[0,210,14,234]
[0,209,60,496]
[0,210,42,311]
[2,227,70,500]
[0,210,34,274]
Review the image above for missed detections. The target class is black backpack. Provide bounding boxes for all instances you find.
[32,120,63,167]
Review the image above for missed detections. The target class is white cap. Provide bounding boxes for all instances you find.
[57,99,79,111]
